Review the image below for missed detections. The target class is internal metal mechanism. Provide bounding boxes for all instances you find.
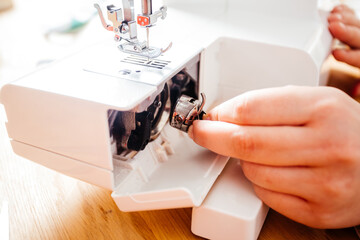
[108,57,200,158]
[109,83,170,153]
[170,93,206,132]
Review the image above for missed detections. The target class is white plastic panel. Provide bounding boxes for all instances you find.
[200,37,323,107]
[224,0,333,53]
[0,41,201,172]
[84,42,202,88]
[192,159,269,240]
[111,125,229,211]
[11,140,114,190]
[3,49,158,111]
[228,0,319,19]
[1,84,114,170]
[219,37,318,87]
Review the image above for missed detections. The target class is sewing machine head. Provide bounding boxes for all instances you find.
[94,0,171,58]
[0,0,335,239]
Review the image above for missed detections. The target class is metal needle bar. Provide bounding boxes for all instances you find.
[146,27,150,49]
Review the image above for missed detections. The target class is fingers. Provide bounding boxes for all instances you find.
[352,82,360,96]
[241,162,319,200]
[328,4,360,67]
[328,13,342,23]
[252,185,318,227]
[189,120,322,166]
[331,4,355,15]
[329,4,360,28]
[207,86,316,126]
[332,49,360,68]
[328,21,360,49]
[328,11,360,28]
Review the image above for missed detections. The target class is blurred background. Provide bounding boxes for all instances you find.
[0,0,108,85]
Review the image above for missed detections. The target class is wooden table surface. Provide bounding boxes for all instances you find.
[1,1,360,239]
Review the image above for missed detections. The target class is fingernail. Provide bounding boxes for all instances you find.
[188,125,194,139]
[338,22,346,30]
[202,113,211,120]
[333,13,342,21]
[330,13,342,20]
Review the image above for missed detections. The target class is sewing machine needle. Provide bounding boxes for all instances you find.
[146,27,150,49]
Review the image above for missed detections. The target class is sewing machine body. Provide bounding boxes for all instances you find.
[0,0,334,239]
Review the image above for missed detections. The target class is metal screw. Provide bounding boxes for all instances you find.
[121,25,129,33]
[155,101,162,108]
[175,115,183,123]
[175,73,186,81]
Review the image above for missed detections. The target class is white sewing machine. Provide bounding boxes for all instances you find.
[0,0,334,239]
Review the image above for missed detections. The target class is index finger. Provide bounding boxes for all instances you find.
[189,120,321,166]
[328,21,360,49]
[208,86,318,126]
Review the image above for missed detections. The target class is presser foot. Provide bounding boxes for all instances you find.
[118,42,172,59]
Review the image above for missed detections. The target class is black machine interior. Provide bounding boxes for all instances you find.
[108,67,198,157]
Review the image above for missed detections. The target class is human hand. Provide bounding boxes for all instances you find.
[189,86,360,228]
[328,4,360,68]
